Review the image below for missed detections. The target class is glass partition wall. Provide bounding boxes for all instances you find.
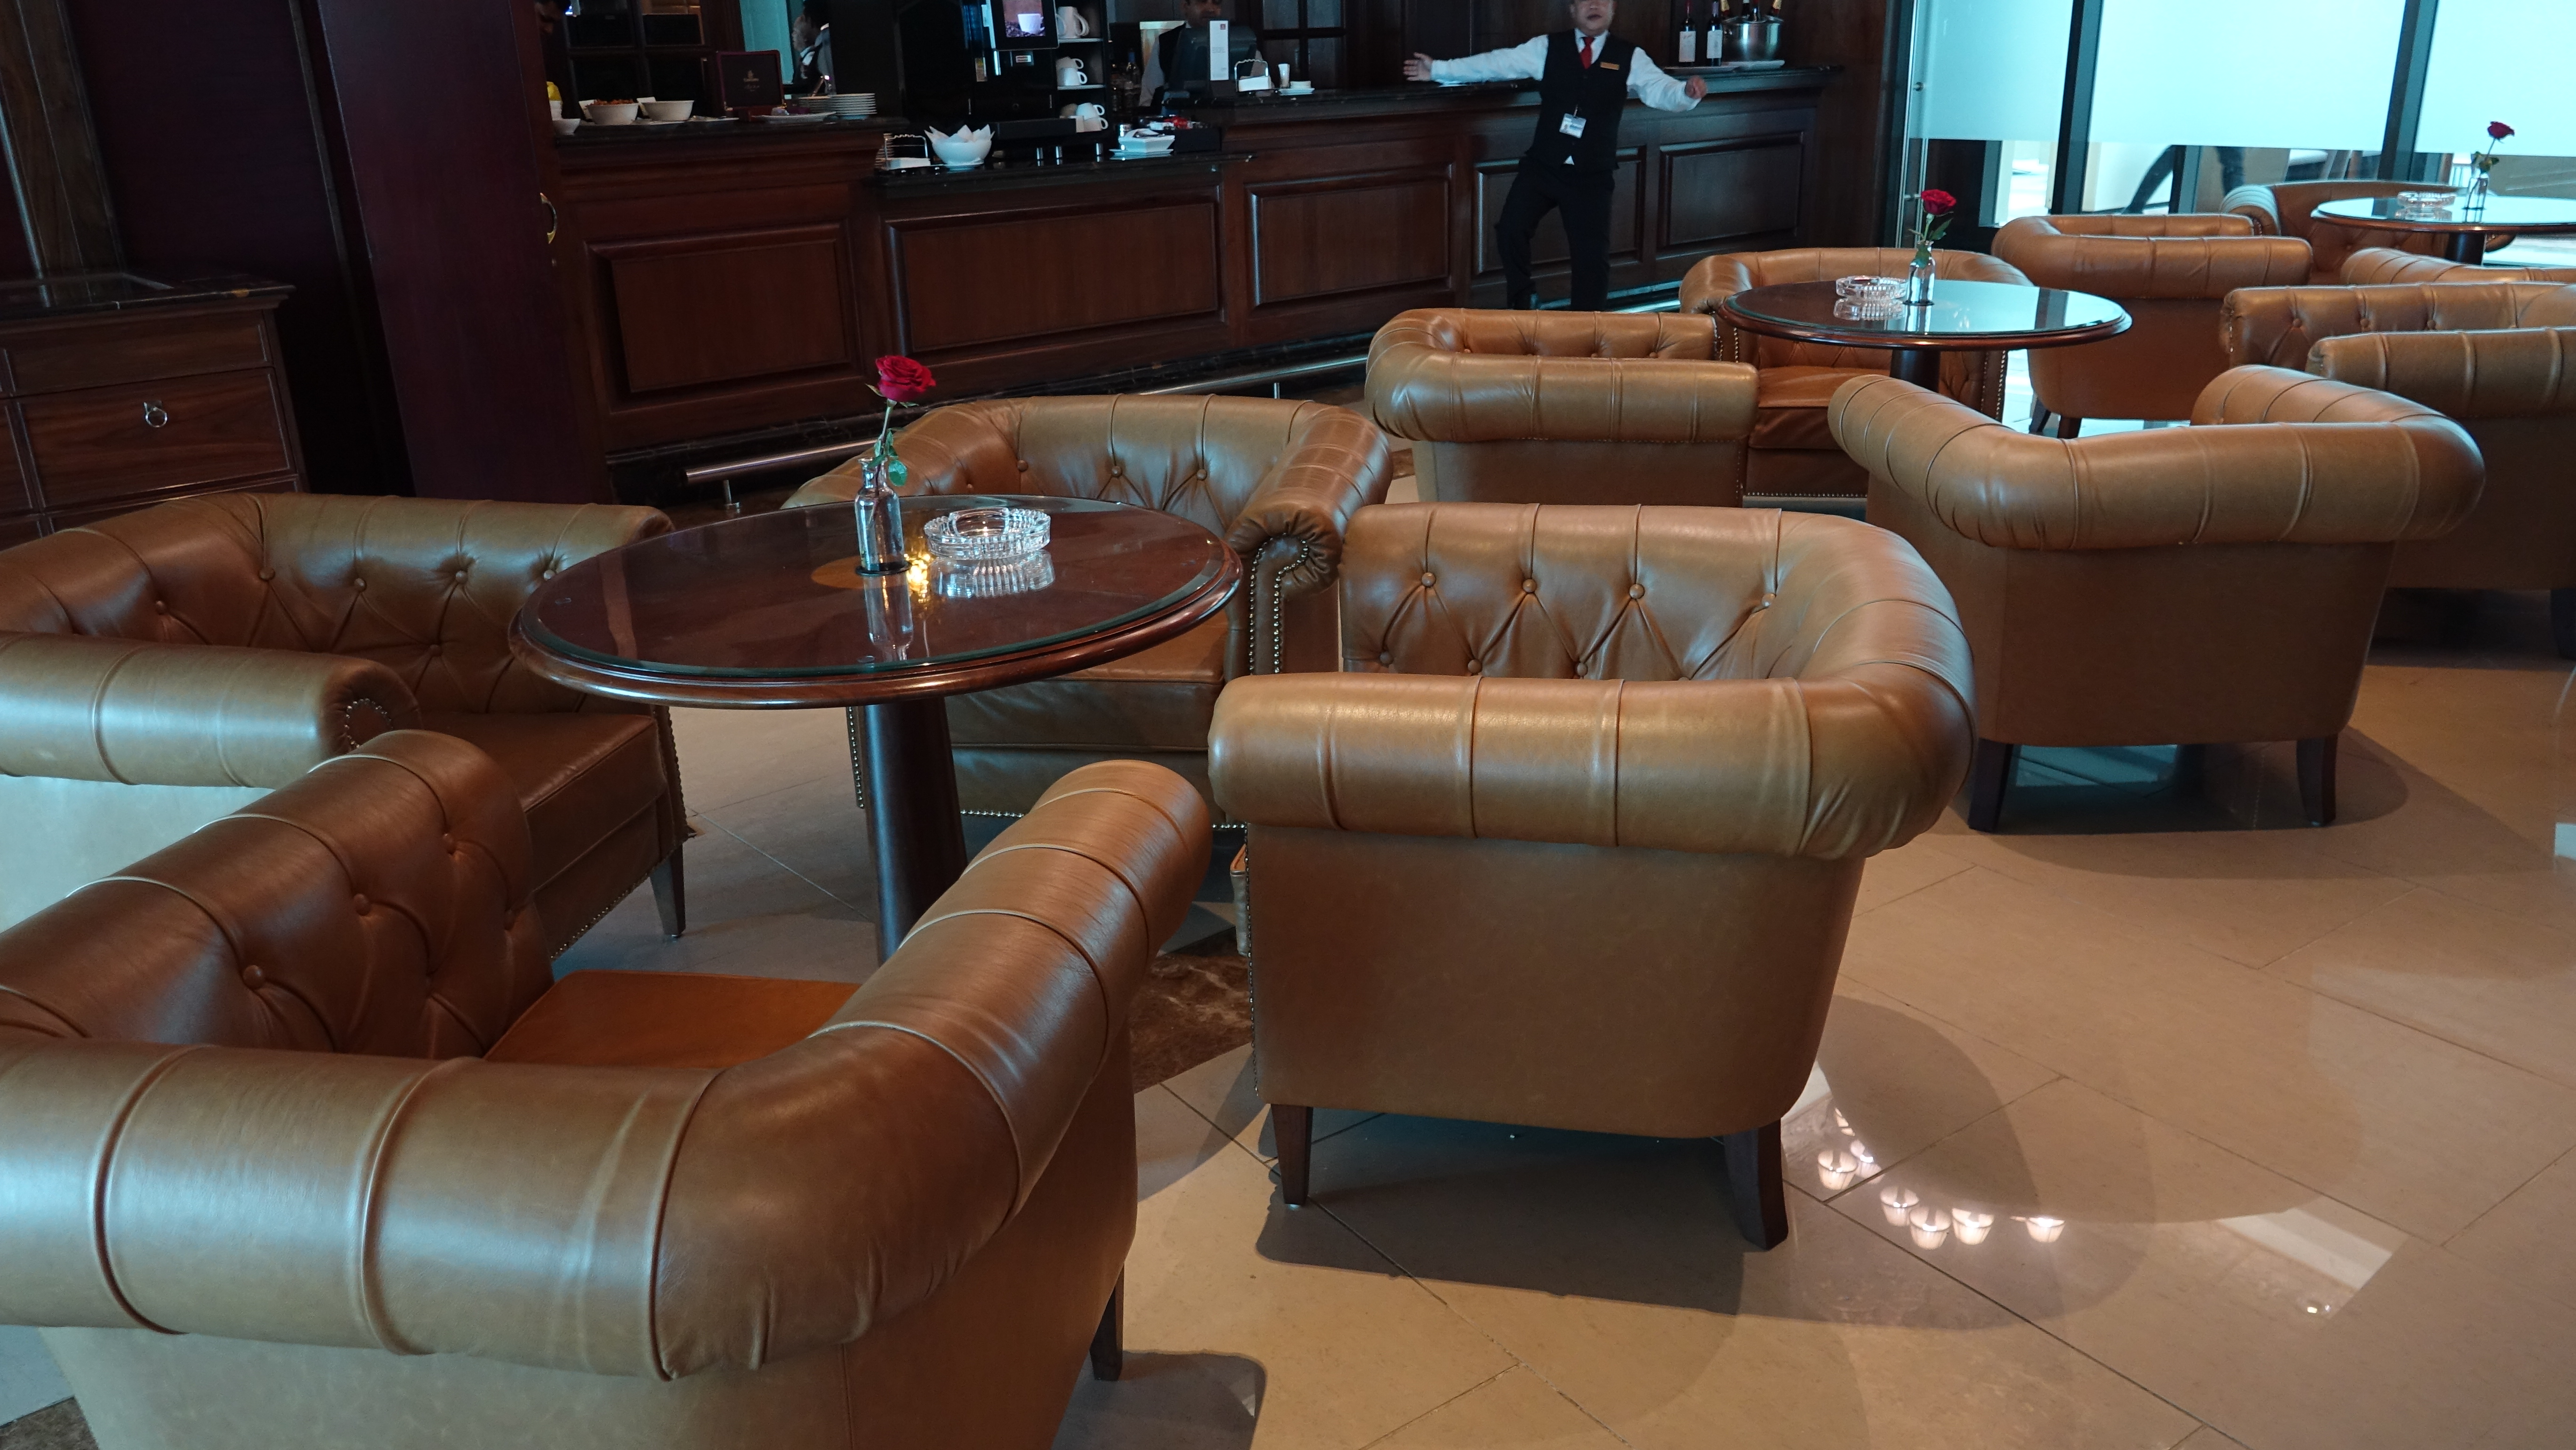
[1902,0,2568,250]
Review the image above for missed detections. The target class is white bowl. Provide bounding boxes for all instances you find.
[929,127,994,166]
[552,116,581,136]
[639,99,693,121]
[581,101,638,125]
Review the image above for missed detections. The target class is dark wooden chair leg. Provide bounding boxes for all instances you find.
[1965,739,2018,832]
[2297,734,2339,827]
[2059,416,2083,439]
[2171,743,2209,798]
[2027,403,2055,436]
[1088,1273,1123,1381]
[1273,1104,1313,1207]
[649,848,686,940]
[1721,1120,1789,1250]
[2552,588,2576,660]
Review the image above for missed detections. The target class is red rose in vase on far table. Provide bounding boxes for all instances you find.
[1904,189,1957,307]
[2470,122,2514,201]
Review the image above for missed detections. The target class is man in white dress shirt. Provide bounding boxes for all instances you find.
[1407,0,1706,310]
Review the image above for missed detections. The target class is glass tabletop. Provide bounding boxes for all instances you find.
[1718,279,2130,350]
[522,495,1235,680]
[2315,194,2576,234]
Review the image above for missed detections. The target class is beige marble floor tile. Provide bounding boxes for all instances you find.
[1296,1115,2196,1450]
[1367,1368,1623,1450]
[1111,1089,1517,1450]
[695,773,877,911]
[1853,834,1974,916]
[2444,1145,2576,1313]
[1833,1078,2576,1450]
[1923,816,2411,968]
[1783,982,2059,1203]
[1159,1044,1381,1161]
[2174,1429,2250,1450]
[2270,886,2576,1088]
[668,706,853,813]
[552,820,878,983]
[2299,744,2576,937]
[1838,867,2576,1241]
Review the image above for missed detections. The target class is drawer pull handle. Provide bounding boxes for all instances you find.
[142,402,170,428]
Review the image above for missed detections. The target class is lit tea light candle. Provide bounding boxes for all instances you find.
[1817,1148,1859,1192]
[1952,1208,1993,1245]
[2023,1214,2066,1244]
[1879,1184,1920,1226]
[1908,1204,1952,1250]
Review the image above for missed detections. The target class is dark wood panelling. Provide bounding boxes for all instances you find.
[0,0,121,273]
[1473,153,1643,276]
[0,513,38,547]
[1251,171,1451,306]
[44,475,297,533]
[889,201,1222,356]
[23,371,291,504]
[1660,137,1806,251]
[2,313,271,394]
[0,412,24,511]
[1787,0,1901,246]
[604,229,855,394]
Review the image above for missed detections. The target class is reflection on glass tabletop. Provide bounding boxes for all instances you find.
[2314,194,2576,233]
[1719,279,2131,347]
[522,495,1235,680]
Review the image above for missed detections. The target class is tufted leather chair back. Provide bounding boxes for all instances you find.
[2225,182,2455,281]
[864,395,1353,544]
[1340,502,1938,688]
[1380,309,1715,362]
[2340,247,2576,286]
[2222,282,2576,370]
[0,730,546,1058]
[0,494,668,716]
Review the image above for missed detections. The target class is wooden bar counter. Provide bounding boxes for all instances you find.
[548,69,1829,463]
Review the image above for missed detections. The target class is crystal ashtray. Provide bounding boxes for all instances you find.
[1834,297,1905,321]
[1834,274,1904,301]
[2395,190,2455,215]
[931,552,1055,599]
[923,506,1050,562]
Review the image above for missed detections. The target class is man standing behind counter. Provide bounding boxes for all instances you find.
[1407,0,1706,311]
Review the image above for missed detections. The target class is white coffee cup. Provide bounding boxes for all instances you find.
[1056,58,1087,85]
[1055,6,1089,38]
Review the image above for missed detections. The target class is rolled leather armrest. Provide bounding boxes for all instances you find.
[2219,282,2573,369]
[1368,308,1755,448]
[2339,247,2576,286]
[1209,668,1969,862]
[2221,185,2283,235]
[0,633,418,785]
[1677,254,1758,317]
[1224,407,1393,607]
[2309,327,2576,420]
[1994,214,2310,298]
[1829,370,2483,550]
[0,759,1208,1380]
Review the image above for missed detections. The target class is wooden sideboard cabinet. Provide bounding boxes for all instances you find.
[0,273,305,543]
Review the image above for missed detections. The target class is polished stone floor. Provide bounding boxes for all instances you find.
[12,495,2576,1450]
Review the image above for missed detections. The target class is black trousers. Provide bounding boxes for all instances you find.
[1495,163,1616,312]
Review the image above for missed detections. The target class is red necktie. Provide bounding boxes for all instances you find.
[1580,35,1596,67]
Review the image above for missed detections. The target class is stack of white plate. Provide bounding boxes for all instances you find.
[829,93,878,119]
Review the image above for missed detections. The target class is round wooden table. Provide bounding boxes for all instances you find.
[1715,278,2130,389]
[2313,193,2576,266]
[511,494,1242,958]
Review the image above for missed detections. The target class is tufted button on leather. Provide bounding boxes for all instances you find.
[442,834,456,853]
[502,910,520,930]
[153,600,167,614]
[1109,462,1123,476]
[1420,572,1437,587]
[353,577,368,591]
[1628,584,1646,600]
[1016,459,1030,472]
[1521,579,1537,594]
[427,644,443,658]
[1465,659,1482,674]
[352,894,370,915]
[1377,651,1392,664]
[240,964,266,989]
[258,567,275,581]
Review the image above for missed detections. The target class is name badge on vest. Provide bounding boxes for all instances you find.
[1597,60,1619,70]
[1558,113,1587,138]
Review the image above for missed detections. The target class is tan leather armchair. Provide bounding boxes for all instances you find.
[1832,368,2482,832]
[1679,247,2029,498]
[1364,309,1758,505]
[0,493,685,951]
[2222,280,2576,654]
[790,395,1390,815]
[2339,246,2576,285]
[0,739,1207,1450]
[1994,214,2312,434]
[1208,502,1974,1249]
[2223,182,2461,282]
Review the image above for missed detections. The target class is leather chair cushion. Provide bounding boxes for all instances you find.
[944,614,1228,752]
[1750,367,1866,451]
[423,712,668,887]
[488,971,855,1069]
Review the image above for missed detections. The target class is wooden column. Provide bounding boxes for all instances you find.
[0,0,120,273]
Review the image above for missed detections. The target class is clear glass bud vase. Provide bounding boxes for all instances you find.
[1904,249,1936,307]
[852,449,908,575]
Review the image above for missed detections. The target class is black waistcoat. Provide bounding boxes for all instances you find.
[1524,30,1634,174]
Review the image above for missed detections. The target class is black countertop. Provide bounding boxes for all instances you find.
[555,113,902,145]
[0,271,290,323]
[867,149,1240,192]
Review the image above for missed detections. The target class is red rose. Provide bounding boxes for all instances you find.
[874,355,936,403]
[1920,188,1957,217]
[2488,121,2515,141]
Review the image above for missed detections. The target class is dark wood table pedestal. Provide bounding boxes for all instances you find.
[2313,195,2576,271]
[1889,348,1943,388]
[1716,280,2130,409]
[858,698,970,959]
